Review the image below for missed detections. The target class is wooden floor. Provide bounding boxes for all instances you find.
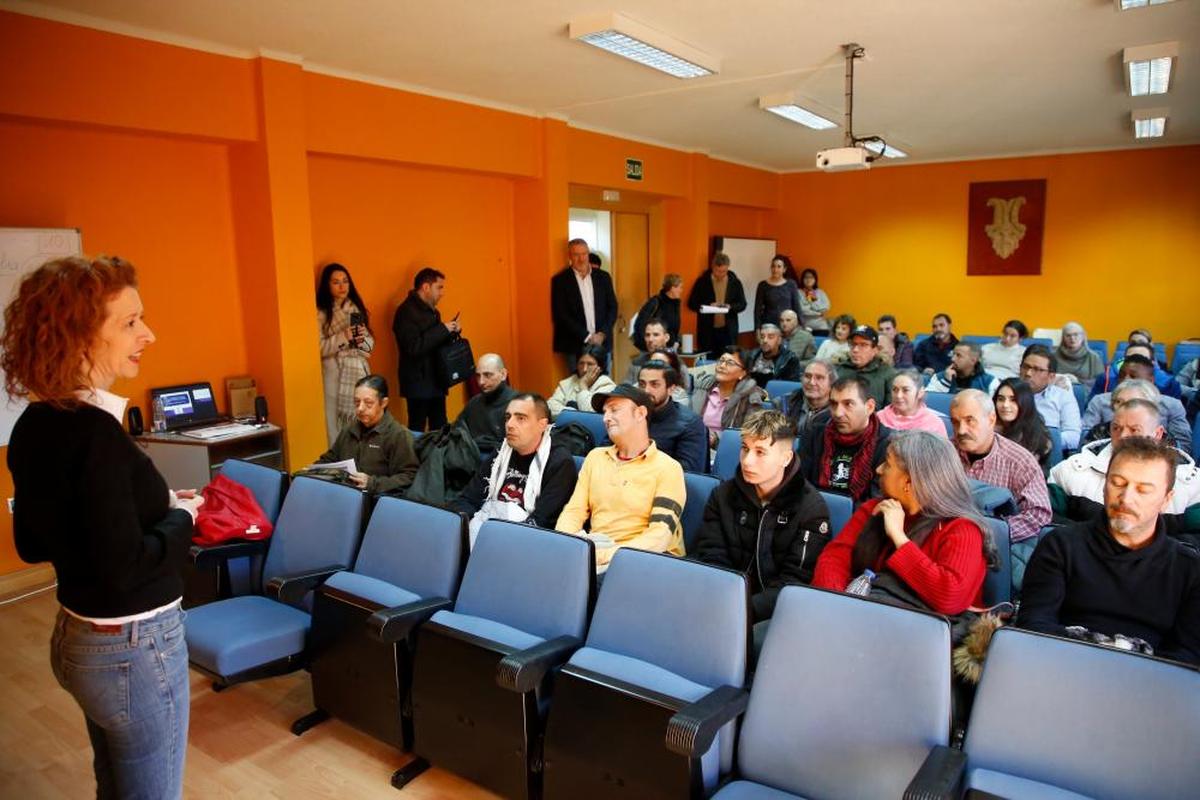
[0,589,502,799]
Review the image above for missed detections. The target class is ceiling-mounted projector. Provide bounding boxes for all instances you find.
[815,146,870,172]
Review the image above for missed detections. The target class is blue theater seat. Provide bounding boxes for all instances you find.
[923,391,954,417]
[706,585,951,799]
[398,521,594,798]
[712,428,742,480]
[763,380,801,409]
[818,490,853,538]
[555,409,609,446]
[291,497,468,751]
[542,549,749,799]
[682,471,721,553]
[184,476,366,688]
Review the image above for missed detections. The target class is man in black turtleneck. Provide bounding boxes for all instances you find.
[1019,436,1200,665]
[454,353,517,456]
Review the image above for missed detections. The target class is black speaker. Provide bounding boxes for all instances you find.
[127,405,144,436]
[254,395,269,424]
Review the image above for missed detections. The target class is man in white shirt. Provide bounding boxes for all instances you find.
[1020,344,1081,450]
[550,239,618,376]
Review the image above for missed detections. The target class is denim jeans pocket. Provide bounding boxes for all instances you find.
[62,659,131,727]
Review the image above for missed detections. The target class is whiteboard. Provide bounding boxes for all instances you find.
[0,228,84,446]
[712,236,777,335]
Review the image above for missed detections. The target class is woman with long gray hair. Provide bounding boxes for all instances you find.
[812,430,995,614]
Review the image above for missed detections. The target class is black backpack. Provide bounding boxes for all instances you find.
[551,422,595,457]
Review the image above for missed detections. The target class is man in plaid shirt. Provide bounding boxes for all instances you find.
[950,389,1052,591]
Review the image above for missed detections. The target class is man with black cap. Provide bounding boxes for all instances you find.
[556,384,687,570]
[839,324,896,408]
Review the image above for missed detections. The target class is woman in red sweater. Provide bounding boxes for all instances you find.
[812,430,994,614]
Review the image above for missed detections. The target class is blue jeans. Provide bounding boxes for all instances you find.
[50,605,190,800]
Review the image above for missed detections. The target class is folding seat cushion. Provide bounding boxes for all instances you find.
[186,596,311,677]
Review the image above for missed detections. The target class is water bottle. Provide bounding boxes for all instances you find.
[152,396,166,433]
[845,569,876,597]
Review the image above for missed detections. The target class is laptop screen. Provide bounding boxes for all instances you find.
[150,383,219,429]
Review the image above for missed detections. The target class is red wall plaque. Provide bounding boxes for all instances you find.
[967,179,1046,275]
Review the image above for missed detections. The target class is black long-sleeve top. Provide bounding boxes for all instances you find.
[9,402,193,617]
[1017,517,1200,665]
[451,440,578,529]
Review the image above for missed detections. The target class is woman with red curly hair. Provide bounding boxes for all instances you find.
[3,256,201,799]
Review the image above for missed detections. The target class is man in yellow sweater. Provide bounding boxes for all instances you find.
[556,385,686,568]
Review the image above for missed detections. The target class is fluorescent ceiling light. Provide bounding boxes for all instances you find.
[1132,108,1168,138]
[1123,42,1177,96]
[1116,0,1175,10]
[570,12,718,79]
[862,140,908,159]
[758,93,837,129]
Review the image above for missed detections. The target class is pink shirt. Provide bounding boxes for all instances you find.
[876,405,949,438]
[702,386,727,435]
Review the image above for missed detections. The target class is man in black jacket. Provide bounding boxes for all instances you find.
[392,267,459,432]
[453,353,518,456]
[694,410,831,657]
[745,323,801,388]
[1019,436,1200,665]
[801,376,891,503]
[551,239,618,376]
[637,360,707,473]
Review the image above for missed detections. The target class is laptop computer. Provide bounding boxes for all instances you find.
[149,382,230,431]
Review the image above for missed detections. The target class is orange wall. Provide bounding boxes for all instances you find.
[0,118,247,574]
[777,146,1200,351]
[307,154,518,420]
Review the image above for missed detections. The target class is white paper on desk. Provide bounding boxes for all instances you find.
[699,304,728,314]
[305,458,357,473]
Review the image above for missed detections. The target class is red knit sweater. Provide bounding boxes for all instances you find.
[810,498,987,614]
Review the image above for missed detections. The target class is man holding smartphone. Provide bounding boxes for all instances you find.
[393,267,461,432]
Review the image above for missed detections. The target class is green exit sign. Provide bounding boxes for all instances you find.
[625,158,643,181]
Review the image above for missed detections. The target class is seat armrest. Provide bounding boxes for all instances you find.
[664,684,749,758]
[495,635,582,693]
[265,564,346,605]
[367,597,453,643]
[189,540,268,570]
[903,744,967,800]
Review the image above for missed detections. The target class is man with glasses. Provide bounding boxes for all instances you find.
[691,346,768,448]
[1020,344,1082,450]
[838,325,896,407]
[785,359,836,446]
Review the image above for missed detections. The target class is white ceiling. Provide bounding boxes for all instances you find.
[5,0,1198,170]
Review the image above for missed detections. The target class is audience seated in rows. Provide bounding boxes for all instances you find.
[877,314,914,368]
[555,384,685,569]
[778,309,815,362]
[1019,344,1081,450]
[812,430,993,615]
[838,324,897,407]
[784,359,835,444]
[1050,398,1200,546]
[1091,337,1181,400]
[1019,436,1200,665]
[914,312,958,375]
[1055,321,1105,384]
[451,393,577,546]
[993,378,1054,471]
[950,389,1052,574]
[814,313,854,364]
[631,274,682,352]
[637,360,708,474]
[693,411,831,655]
[926,341,1000,396]
[691,346,767,448]
[876,369,949,439]
[624,318,673,384]
[454,354,517,456]
[547,344,616,419]
[315,374,418,495]
[801,376,891,503]
[1082,366,1192,454]
[980,319,1027,380]
[745,323,800,388]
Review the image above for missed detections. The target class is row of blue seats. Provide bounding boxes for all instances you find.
[189,462,1197,799]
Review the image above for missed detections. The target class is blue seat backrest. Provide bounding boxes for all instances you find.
[961,335,994,346]
[969,480,1018,518]
[741,586,951,797]
[455,521,592,642]
[556,409,609,446]
[965,628,1200,800]
[933,410,954,438]
[764,380,801,404]
[923,392,954,416]
[1022,337,1052,347]
[682,472,720,553]
[1046,426,1063,466]
[1071,383,1087,415]
[1087,339,1108,365]
[353,497,464,601]
[819,491,853,538]
[261,476,365,597]
[981,517,1011,606]
[812,336,828,351]
[1173,342,1200,373]
[572,454,585,472]
[219,459,288,524]
[712,429,741,480]
[587,549,747,690]
[1114,340,1168,366]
